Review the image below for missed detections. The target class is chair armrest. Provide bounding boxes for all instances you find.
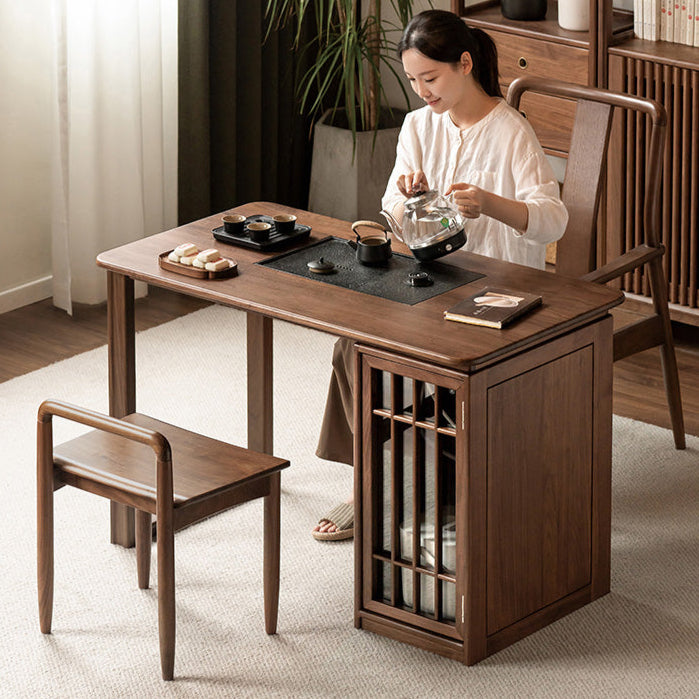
[37,399,171,462]
[581,244,664,285]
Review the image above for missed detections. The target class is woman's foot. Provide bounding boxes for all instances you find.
[312,498,354,541]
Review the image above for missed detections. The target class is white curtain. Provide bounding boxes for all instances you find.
[51,0,178,313]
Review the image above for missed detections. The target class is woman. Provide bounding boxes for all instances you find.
[313,9,567,540]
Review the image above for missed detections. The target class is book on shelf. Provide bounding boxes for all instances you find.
[443,287,542,329]
[639,0,699,43]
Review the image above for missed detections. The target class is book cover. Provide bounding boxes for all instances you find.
[443,288,543,329]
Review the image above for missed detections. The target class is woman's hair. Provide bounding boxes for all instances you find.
[397,10,502,98]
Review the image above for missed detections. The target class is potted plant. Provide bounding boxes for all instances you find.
[265,1,425,220]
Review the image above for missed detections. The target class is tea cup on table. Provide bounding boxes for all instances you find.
[247,221,272,242]
[273,214,297,236]
[222,214,246,235]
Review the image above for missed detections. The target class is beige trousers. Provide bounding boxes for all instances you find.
[316,337,354,466]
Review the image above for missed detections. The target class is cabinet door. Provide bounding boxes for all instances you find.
[359,352,464,639]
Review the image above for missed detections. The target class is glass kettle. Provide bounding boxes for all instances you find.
[381,190,466,262]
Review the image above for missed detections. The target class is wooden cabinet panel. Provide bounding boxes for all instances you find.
[491,30,590,86]
[485,346,593,634]
[517,92,576,155]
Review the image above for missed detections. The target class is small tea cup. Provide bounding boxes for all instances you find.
[273,214,297,236]
[247,221,272,242]
[222,214,246,235]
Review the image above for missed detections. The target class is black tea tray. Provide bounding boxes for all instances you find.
[213,214,311,251]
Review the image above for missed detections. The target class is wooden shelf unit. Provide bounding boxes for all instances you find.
[453,0,699,324]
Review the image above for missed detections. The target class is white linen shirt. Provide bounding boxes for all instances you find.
[381,100,568,270]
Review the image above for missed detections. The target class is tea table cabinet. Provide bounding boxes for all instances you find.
[97,202,623,664]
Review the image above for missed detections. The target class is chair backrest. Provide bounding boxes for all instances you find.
[506,77,667,279]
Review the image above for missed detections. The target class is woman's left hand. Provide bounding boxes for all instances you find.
[445,183,486,219]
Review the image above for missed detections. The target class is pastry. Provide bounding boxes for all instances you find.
[205,258,231,272]
[179,254,197,266]
[196,248,221,263]
[174,243,198,258]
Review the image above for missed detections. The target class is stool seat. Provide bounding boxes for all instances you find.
[37,400,289,681]
[54,413,287,529]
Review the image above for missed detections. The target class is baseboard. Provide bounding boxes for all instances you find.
[0,276,52,314]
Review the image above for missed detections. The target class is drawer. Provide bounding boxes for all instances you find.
[516,91,577,155]
[490,30,589,86]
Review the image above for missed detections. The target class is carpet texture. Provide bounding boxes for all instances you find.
[0,305,697,698]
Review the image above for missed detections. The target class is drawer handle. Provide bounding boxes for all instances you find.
[518,56,528,70]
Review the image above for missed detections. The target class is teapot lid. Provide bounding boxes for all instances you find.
[404,189,437,211]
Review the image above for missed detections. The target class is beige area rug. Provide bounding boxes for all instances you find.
[0,305,697,698]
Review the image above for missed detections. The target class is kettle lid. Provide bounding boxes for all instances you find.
[404,189,437,211]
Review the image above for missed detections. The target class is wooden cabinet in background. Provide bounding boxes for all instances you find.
[452,0,699,324]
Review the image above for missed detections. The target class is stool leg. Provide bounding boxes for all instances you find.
[136,510,152,589]
[157,504,176,680]
[263,471,281,635]
[37,419,54,634]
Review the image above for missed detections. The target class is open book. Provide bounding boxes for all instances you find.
[444,287,542,329]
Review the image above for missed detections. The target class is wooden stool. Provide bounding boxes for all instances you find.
[36,399,290,681]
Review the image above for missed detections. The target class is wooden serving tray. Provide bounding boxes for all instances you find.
[159,251,238,279]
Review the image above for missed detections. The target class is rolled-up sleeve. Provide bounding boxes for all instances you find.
[515,151,568,245]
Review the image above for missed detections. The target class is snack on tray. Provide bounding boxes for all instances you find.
[174,243,199,258]
[192,258,207,269]
[179,254,197,266]
[168,251,180,263]
[196,248,221,263]
[205,258,231,272]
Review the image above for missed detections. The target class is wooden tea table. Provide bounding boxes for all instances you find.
[97,202,623,664]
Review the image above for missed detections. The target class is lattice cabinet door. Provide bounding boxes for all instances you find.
[357,350,466,644]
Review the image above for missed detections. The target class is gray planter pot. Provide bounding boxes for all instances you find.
[308,110,406,222]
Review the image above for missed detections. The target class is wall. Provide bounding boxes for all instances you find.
[0,1,53,313]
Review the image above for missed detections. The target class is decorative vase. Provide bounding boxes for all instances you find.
[500,0,547,21]
[557,0,590,31]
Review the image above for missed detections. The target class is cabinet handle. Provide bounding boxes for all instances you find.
[518,56,528,70]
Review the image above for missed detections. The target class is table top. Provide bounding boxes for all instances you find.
[97,202,624,372]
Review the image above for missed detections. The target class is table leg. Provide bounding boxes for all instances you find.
[107,271,136,547]
[246,312,273,454]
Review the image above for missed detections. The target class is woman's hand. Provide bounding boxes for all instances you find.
[445,183,486,219]
[446,182,529,233]
[397,170,429,198]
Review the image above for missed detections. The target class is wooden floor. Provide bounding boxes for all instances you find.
[1,287,697,438]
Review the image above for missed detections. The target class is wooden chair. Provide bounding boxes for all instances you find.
[37,399,290,680]
[507,76,685,449]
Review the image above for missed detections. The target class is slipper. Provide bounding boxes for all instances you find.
[312,501,354,541]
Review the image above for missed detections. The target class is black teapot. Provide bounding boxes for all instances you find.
[349,220,392,266]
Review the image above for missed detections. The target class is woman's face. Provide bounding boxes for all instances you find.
[401,48,471,115]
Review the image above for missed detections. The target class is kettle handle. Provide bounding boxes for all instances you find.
[351,220,388,242]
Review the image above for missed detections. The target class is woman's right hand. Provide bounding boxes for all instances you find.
[397,170,429,198]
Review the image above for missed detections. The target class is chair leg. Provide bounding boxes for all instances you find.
[648,257,686,449]
[157,508,176,681]
[658,338,686,449]
[263,471,281,635]
[37,420,54,634]
[136,510,152,589]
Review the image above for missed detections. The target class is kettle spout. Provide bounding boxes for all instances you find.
[380,209,402,241]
